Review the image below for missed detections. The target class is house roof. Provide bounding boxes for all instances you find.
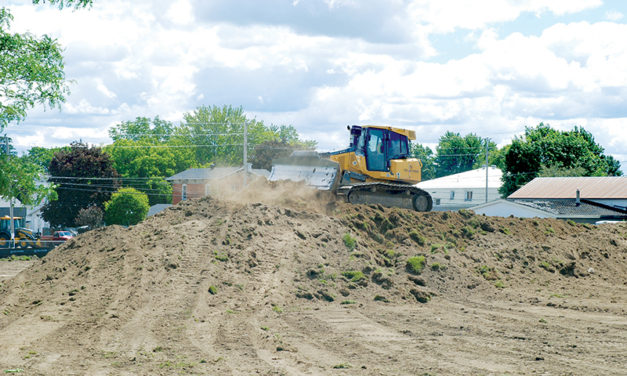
[415,166,503,189]
[166,165,270,183]
[509,177,627,199]
[511,199,627,218]
[471,198,627,219]
[166,167,243,182]
[470,199,556,217]
[147,204,172,217]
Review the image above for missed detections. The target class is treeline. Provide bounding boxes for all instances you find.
[410,123,622,196]
[3,105,315,228]
[1,112,622,229]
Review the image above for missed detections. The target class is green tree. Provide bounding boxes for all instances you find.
[499,123,622,197]
[105,137,196,206]
[32,1,93,9]
[74,205,103,228]
[104,187,149,226]
[0,9,67,129]
[0,138,55,206]
[410,143,436,180]
[22,146,70,172]
[250,131,316,170]
[1,1,92,129]
[176,105,268,166]
[250,140,296,170]
[176,105,316,167]
[434,132,491,177]
[109,116,175,143]
[42,141,119,227]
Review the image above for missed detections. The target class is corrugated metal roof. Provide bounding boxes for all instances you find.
[508,177,627,199]
[415,166,503,189]
[511,199,627,217]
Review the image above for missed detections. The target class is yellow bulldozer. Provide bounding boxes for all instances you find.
[0,216,39,248]
[269,125,433,211]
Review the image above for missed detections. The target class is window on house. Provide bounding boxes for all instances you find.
[465,191,473,201]
[182,184,187,201]
[435,198,441,206]
[449,191,455,200]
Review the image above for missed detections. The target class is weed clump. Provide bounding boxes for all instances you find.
[477,265,499,281]
[208,285,217,295]
[461,226,475,239]
[342,233,356,251]
[342,270,365,283]
[409,230,425,245]
[406,256,426,275]
[214,251,228,262]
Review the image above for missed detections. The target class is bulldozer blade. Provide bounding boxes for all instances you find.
[269,151,340,191]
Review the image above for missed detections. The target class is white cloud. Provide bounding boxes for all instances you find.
[605,10,623,21]
[167,0,194,25]
[2,0,624,167]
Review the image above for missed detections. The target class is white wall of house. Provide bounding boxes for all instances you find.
[471,200,555,218]
[416,166,503,211]
[425,187,502,210]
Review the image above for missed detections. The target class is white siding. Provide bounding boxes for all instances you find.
[428,187,501,210]
[471,200,554,218]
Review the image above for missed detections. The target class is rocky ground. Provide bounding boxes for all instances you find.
[0,181,625,375]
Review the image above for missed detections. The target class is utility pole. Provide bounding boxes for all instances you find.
[4,136,14,248]
[243,120,248,187]
[485,138,489,203]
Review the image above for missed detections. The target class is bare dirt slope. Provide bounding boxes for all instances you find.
[0,182,625,375]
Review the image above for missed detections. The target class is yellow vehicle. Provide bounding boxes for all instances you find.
[270,125,433,211]
[0,216,40,248]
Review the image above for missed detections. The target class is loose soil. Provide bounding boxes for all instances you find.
[0,181,625,375]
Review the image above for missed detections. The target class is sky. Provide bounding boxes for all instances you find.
[4,0,627,168]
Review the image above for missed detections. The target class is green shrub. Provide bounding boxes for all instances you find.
[499,227,511,235]
[477,265,499,280]
[214,251,228,262]
[430,243,443,253]
[340,300,356,305]
[406,256,426,274]
[539,261,554,272]
[342,233,356,251]
[409,230,425,245]
[494,280,505,289]
[208,285,217,295]
[461,226,475,239]
[373,295,389,302]
[342,270,365,282]
[430,263,442,271]
[458,209,473,219]
[566,219,576,226]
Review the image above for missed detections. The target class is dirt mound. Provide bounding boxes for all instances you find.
[0,184,625,375]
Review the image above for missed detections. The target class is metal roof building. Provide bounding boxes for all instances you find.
[508,177,627,199]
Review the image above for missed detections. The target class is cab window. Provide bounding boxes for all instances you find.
[387,132,409,159]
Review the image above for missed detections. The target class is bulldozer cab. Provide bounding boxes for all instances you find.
[353,126,411,172]
[0,216,23,232]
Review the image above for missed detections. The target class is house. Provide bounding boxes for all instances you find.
[471,176,627,223]
[508,177,627,211]
[147,204,172,217]
[166,165,270,204]
[415,166,503,211]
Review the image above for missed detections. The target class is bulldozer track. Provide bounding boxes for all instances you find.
[341,182,433,212]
